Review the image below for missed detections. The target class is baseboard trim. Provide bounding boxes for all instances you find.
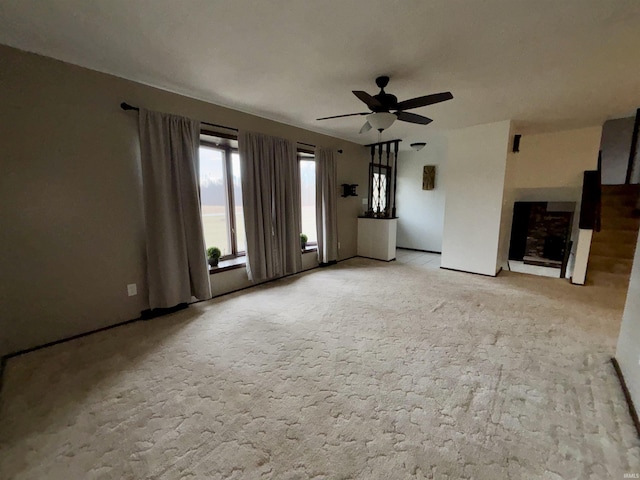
[1,303,191,378]
[140,303,188,320]
[319,260,338,267]
[357,255,396,262]
[0,356,6,397]
[440,266,502,278]
[3,316,143,361]
[611,357,640,438]
[0,315,144,397]
[396,247,442,254]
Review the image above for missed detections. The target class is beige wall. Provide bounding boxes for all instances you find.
[497,126,602,276]
[441,120,512,276]
[510,127,602,190]
[0,45,368,356]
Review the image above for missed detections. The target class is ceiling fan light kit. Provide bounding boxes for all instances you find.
[316,76,453,134]
[367,112,396,132]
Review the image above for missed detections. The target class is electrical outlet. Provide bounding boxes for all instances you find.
[127,283,137,296]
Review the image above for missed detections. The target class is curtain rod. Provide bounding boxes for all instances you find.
[120,102,342,153]
[121,102,238,132]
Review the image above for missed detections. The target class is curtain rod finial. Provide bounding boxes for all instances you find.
[121,102,138,111]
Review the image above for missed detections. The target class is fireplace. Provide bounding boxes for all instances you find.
[509,202,575,274]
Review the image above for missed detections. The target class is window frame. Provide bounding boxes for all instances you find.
[298,150,318,247]
[199,136,245,261]
[369,163,392,215]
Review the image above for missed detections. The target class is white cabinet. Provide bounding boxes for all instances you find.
[357,218,397,261]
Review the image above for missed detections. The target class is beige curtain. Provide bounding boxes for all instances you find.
[239,131,302,281]
[315,147,339,264]
[138,109,212,309]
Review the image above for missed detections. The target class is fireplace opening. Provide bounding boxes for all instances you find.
[508,202,575,277]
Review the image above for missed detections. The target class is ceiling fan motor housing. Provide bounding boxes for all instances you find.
[372,93,398,112]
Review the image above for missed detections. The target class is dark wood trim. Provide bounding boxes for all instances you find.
[200,128,238,141]
[319,260,338,267]
[210,248,317,276]
[356,255,396,262]
[2,317,142,361]
[210,261,246,275]
[440,266,502,278]
[364,139,403,147]
[391,141,399,218]
[396,247,442,254]
[625,108,640,185]
[0,356,6,396]
[140,303,188,320]
[611,357,640,438]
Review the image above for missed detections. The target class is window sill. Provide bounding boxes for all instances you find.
[209,248,317,275]
[209,256,246,275]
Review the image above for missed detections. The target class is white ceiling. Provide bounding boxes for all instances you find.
[1,0,639,145]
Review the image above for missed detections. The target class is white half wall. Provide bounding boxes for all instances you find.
[571,229,593,285]
[615,229,640,417]
[441,120,512,276]
[396,134,447,252]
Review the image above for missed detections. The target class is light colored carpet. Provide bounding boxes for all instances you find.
[1,252,639,479]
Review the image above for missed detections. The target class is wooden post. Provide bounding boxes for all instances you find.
[392,141,399,218]
[626,108,640,184]
[377,144,383,214]
[368,145,374,213]
[385,142,391,216]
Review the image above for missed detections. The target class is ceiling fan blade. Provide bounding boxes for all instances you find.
[316,112,369,121]
[395,111,433,125]
[359,121,372,134]
[352,91,383,110]
[396,92,453,111]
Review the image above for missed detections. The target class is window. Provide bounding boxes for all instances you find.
[299,152,317,245]
[369,164,391,215]
[199,134,244,259]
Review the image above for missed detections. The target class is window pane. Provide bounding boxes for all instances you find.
[372,172,388,213]
[300,159,317,243]
[231,152,246,253]
[199,146,231,256]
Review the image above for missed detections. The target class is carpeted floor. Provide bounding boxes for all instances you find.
[1,252,639,479]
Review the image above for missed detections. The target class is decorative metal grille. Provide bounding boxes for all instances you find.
[372,172,387,213]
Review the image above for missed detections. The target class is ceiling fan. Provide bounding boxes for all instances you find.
[317,76,453,133]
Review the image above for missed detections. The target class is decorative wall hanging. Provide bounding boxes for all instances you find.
[341,184,358,197]
[423,165,436,190]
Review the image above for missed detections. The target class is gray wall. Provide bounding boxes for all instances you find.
[396,135,447,253]
[615,228,640,418]
[600,116,635,185]
[0,45,368,356]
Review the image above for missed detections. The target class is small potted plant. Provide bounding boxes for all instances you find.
[300,233,308,250]
[207,247,221,267]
